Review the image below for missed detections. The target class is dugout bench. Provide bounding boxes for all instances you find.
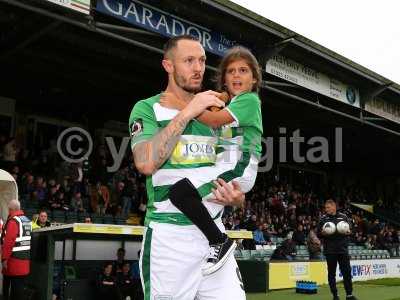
[29,224,256,300]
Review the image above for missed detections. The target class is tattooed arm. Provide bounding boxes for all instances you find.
[133,110,191,175]
[131,91,225,175]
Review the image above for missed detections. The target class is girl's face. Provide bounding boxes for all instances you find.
[104,264,113,275]
[224,59,255,96]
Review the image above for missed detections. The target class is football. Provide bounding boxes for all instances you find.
[322,222,336,235]
[336,221,350,234]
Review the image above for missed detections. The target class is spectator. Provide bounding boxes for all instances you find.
[113,248,128,275]
[32,210,51,229]
[21,173,35,199]
[131,251,143,300]
[47,186,60,210]
[261,223,272,244]
[253,224,267,245]
[369,219,381,235]
[124,175,139,213]
[70,191,85,213]
[271,235,297,261]
[70,162,84,194]
[376,229,388,250]
[307,229,322,259]
[2,137,18,167]
[109,182,124,216]
[292,224,306,245]
[96,262,120,300]
[57,191,69,211]
[84,216,92,224]
[365,236,374,250]
[116,262,136,300]
[245,215,257,232]
[1,199,30,300]
[232,219,241,230]
[32,176,47,206]
[91,182,109,215]
[353,232,365,246]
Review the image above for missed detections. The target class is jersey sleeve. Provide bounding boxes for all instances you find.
[225,93,261,127]
[129,100,158,150]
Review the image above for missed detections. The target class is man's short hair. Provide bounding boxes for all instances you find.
[163,35,199,58]
[8,199,20,211]
[325,199,336,206]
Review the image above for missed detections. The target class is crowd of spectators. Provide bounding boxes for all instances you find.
[222,175,400,258]
[1,133,400,260]
[0,134,147,222]
[96,248,142,300]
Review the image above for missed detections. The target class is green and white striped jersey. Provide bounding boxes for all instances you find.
[129,92,262,226]
[222,92,263,158]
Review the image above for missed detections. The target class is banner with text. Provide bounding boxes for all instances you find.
[269,262,328,289]
[336,259,400,281]
[44,0,90,14]
[266,55,360,108]
[96,0,237,56]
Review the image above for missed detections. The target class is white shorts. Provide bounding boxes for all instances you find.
[139,221,246,300]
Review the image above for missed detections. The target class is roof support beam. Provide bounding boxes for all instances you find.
[2,0,400,137]
[363,83,393,104]
[0,20,61,60]
[259,36,296,65]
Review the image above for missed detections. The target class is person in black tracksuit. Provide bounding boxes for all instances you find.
[318,200,357,300]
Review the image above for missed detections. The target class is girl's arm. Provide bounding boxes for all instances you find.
[196,110,234,128]
[160,92,234,128]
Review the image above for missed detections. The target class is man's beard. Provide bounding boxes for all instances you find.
[174,72,202,93]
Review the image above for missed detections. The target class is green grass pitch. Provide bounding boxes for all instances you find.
[247,278,400,300]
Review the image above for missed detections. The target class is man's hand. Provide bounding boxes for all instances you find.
[208,179,245,207]
[183,91,225,119]
[2,260,7,270]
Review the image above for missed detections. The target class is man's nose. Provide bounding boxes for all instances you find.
[193,60,202,72]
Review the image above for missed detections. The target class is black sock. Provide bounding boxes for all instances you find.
[169,178,225,244]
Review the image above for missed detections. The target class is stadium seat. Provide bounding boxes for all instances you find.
[234,250,242,259]
[52,211,65,223]
[250,250,261,258]
[241,250,251,260]
[91,215,103,224]
[25,208,38,220]
[261,249,274,256]
[66,211,78,223]
[103,214,114,224]
[114,217,126,225]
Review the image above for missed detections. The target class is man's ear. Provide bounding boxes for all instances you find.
[162,59,173,74]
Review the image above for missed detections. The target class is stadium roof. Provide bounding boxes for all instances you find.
[209,0,400,95]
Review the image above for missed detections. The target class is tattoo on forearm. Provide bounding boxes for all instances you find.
[134,112,189,170]
[151,114,188,168]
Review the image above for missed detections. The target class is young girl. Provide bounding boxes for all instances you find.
[160,46,263,275]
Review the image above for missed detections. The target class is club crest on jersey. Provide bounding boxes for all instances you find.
[131,119,143,138]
